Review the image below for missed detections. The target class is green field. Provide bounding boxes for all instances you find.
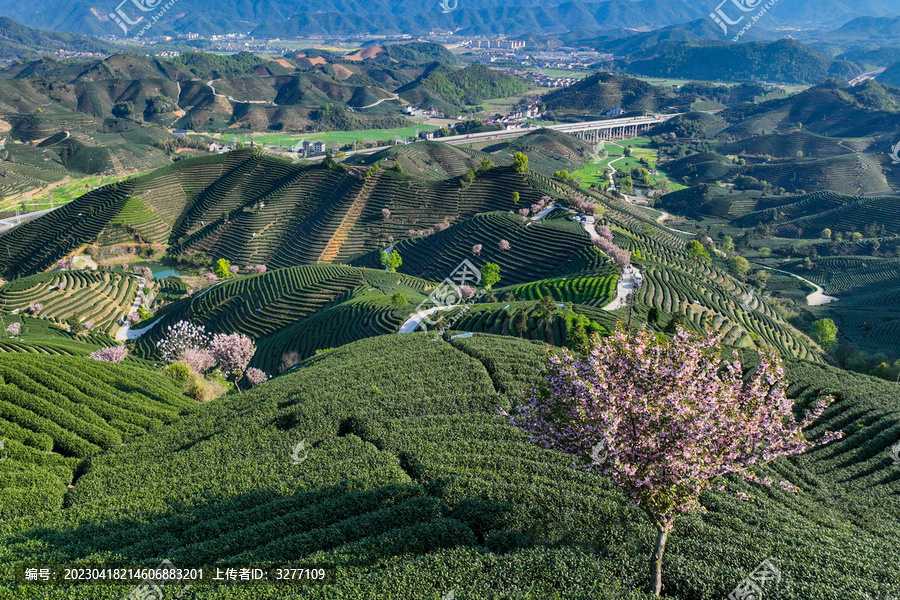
[572,138,669,189]
[0,175,126,212]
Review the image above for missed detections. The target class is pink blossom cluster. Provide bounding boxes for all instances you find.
[511,328,841,525]
[228,265,240,275]
[569,196,596,215]
[498,239,511,251]
[5,322,20,336]
[381,208,391,219]
[205,272,218,283]
[434,221,451,232]
[471,244,482,256]
[209,333,256,378]
[245,265,267,275]
[127,313,142,325]
[518,208,530,218]
[181,347,216,373]
[407,228,435,237]
[593,235,631,268]
[27,303,43,315]
[458,285,475,301]
[90,345,127,363]
[246,367,269,387]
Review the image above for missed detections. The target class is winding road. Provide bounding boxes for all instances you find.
[398,305,461,333]
[765,267,838,306]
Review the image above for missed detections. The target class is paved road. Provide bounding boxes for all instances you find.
[398,305,461,333]
[0,207,58,235]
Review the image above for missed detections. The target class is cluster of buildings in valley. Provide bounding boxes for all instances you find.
[55,50,107,59]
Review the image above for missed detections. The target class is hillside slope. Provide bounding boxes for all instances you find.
[1,334,897,598]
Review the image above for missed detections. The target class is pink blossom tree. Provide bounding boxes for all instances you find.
[511,328,840,596]
[498,239,510,251]
[472,244,482,256]
[27,303,43,315]
[518,208,530,218]
[597,225,614,242]
[127,312,142,325]
[458,285,475,301]
[245,367,268,388]
[228,265,240,276]
[246,265,267,275]
[205,272,218,283]
[381,208,391,220]
[5,322,20,336]
[434,220,451,232]
[209,333,256,392]
[181,347,216,373]
[90,345,128,363]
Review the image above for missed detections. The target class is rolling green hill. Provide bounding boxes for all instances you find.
[626,39,860,84]
[0,145,568,280]
[396,64,528,113]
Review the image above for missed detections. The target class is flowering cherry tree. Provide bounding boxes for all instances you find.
[498,239,511,251]
[512,328,840,595]
[245,367,268,388]
[181,347,216,373]
[90,345,128,363]
[458,285,475,301]
[209,333,256,392]
[472,244,482,256]
[5,322,20,336]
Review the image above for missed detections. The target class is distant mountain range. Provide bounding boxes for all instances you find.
[0,16,114,61]
[1,0,899,38]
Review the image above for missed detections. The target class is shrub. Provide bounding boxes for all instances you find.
[512,152,529,173]
[380,250,402,273]
[482,263,501,291]
[391,292,408,306]
[214,259,233,279]
[165,362,192,383]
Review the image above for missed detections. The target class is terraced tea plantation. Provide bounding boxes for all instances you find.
[0,354,193,521]
[0,271,142,336]
[2,335,897,599]
[134,265,433,374]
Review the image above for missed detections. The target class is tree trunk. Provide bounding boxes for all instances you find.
[648,522,671,596]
